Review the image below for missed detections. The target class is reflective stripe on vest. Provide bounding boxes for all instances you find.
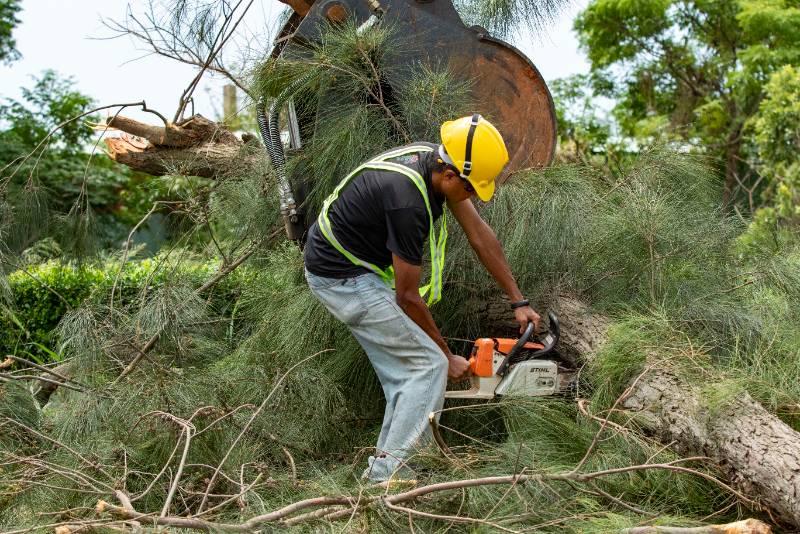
[317,145,448,305]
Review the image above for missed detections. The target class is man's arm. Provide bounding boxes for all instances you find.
[393,253,469,379]
[448,198,541,332]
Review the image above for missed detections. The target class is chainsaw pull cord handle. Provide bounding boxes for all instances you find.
[495,321,534,377]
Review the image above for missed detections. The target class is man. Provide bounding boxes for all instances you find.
[303,114,540,483]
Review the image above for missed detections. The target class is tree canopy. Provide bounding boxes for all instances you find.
[575,0,800,206]
[0,0,21,64]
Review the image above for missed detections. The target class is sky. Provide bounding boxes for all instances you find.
[0,0,590,125]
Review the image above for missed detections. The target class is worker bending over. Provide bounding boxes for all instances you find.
[304,114,540,483]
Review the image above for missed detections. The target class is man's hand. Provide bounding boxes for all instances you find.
[514,306,540,334]
[447,354,470,380]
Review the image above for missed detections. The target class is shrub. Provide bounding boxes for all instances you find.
[0,258,237,363]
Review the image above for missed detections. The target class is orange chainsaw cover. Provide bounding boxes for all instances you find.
[469,338,544,377]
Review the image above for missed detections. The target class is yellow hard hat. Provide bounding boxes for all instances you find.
[439,114,509,201]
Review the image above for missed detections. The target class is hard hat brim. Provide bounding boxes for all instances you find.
[472,179,495,202]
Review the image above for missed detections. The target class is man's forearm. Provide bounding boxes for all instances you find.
[396,293,452,358]
[471,225,524,302]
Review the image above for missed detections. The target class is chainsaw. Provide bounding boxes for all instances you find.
[444,311,575,400]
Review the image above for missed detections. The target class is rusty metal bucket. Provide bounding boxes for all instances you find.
[273,0,556,181]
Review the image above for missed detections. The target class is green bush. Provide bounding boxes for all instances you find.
[0,258,237,363]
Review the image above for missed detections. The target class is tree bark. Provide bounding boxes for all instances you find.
[474,294,800,528]
[622,518,771,533]
[104,114,263,179]
[623,369,800,527]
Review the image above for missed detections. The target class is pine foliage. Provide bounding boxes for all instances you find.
[455,0,576,38]
[251,20,473,217]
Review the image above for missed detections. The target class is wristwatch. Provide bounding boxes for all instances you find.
[510,299,530,310]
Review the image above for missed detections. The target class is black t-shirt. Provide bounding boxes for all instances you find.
[304,142,445,278]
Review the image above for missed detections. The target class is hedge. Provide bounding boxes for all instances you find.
[1,258,240,363]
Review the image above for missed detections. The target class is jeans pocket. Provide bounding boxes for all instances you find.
[305,270,343,291]
[313,282,369,327]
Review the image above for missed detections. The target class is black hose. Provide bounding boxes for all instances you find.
[257,95,301,239]
[256,99,288,180]
[257,74,314,224]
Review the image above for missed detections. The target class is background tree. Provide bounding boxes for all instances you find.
[574,0,800,207]
[0,71,173,257]
[549,73,621,171]
[738,64,800,252]
[0,0,21,64]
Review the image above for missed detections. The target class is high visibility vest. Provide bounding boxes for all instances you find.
[317,145,448,305]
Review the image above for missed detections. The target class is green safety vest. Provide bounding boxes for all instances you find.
[317,145,448,305]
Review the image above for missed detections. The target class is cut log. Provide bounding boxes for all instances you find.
[473,295,800,527]
[103,114,263,179]
[622,518,772,533]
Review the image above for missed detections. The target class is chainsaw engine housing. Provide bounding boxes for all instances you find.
[494,359,558,396]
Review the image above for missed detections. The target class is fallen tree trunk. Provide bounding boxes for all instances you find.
[474,294,800,527]
[623,369,800,527]
[104,114,262,178]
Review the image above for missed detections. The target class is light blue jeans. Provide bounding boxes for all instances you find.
[305,269,448,481]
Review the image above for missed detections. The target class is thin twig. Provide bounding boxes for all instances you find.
[110,202,161,313]
[270,433,297,483]
[130,429,185,503]
[382,499,520,533]
[95,458,758,530]
[114,239,260,381]
[0,101,163,182]
[2,355,87,389]
[0,372,86,393]
[159,420,194,517]
[587,481,657,517]
[577,398,631,433]
[3,417,114,480]
[571,367,651,474]
[194,473,263,518]
[196,350,330,513]
[2,518,123,534]
[173,0,256,122]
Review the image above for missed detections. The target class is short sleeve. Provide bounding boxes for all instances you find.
[385,207,429,265]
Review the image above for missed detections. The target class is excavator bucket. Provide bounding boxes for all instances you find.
[272,0,557,180]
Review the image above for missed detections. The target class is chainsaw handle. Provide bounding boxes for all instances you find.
[528,311,559,358]
[495,311,560,377]
[495,321,535,377]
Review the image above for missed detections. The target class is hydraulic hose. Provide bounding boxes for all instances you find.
[257,83,306,241]
[259,1,384,239]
